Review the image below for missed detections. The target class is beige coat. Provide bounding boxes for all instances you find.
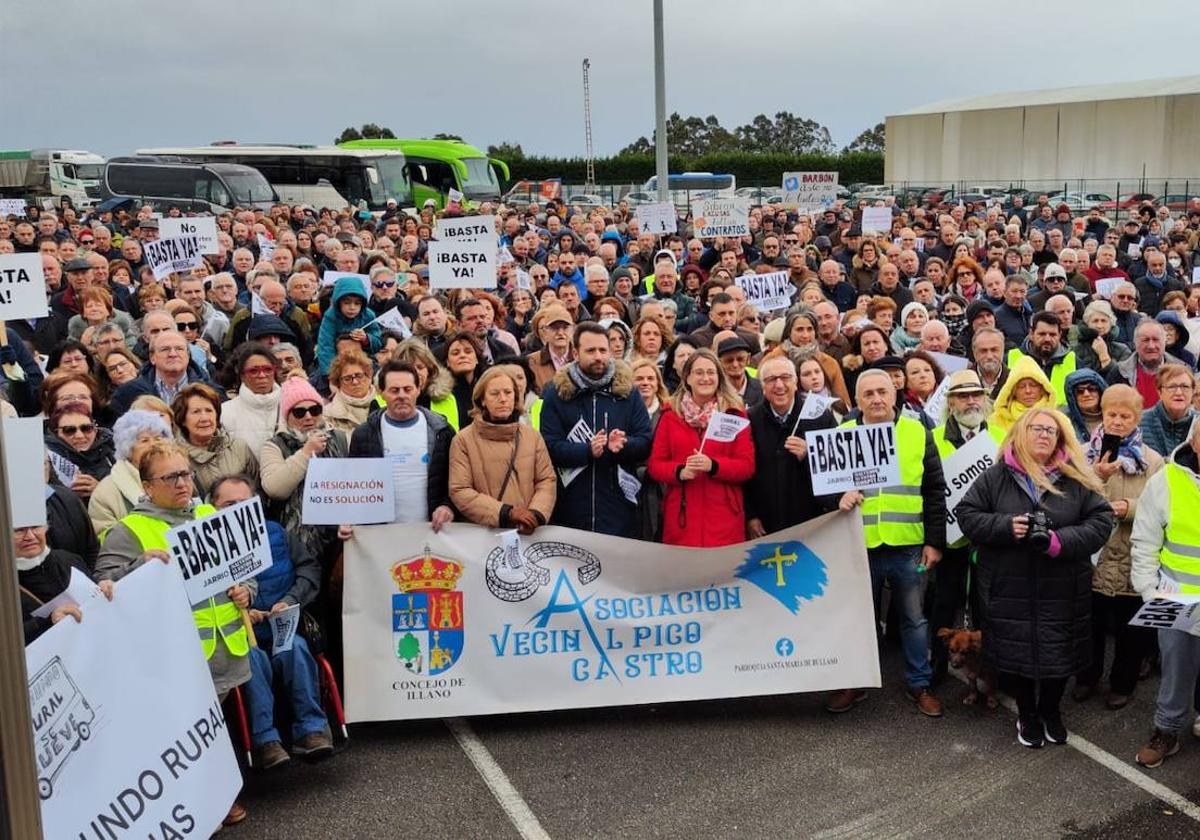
[449,418,557,527]
[324,389,378,435]
[1093,448,1164,598]
[180,430,259,499]
[88,459,144,536]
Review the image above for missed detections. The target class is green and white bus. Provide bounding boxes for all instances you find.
[339,139,509,209]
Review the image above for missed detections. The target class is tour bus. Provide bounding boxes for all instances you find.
[101,157,276,213]
[136,144,412,212]
[0,149,106,207]
[641,172,737,206]
[338,138,509,209]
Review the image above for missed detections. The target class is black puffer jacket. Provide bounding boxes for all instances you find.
[955,459,1113,679]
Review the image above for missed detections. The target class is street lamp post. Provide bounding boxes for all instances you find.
[653,0,669,203]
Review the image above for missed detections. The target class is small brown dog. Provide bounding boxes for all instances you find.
[937,628,997,709]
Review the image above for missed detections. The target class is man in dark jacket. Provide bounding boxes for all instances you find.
[348,360,454,528]
[689,293,761,354]
[109,330,217,415]
[647,255,702,334]
[1133,250,1186,317]
[540,323,652,538]
[993,276,1032,348]
[867,262,913,309]
[745,356,836,537]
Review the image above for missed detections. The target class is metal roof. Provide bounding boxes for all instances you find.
[894,75,1200,116]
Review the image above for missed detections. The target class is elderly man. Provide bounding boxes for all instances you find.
[647,254,700,333]
[176,274,229,349]
[714,333,762,410]
[829,369,947,717]
[111,328,215,414]
[918,320,953,355]
[745,355,836,539]
[51,256,92,319]
[1084,243,1130,292]
[1107,321,1184,406]
[1132,417,1200,767]
[817,258,857,312]
[813,300,850,362]
[869,261,914,308]
[1134,250,1186,317]
[1107,281,1142,347]
[526,304,576,393]
[225,279,309,354]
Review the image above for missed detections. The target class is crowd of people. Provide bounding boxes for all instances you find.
[10,190,1200,827]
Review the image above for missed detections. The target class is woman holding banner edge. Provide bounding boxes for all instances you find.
[648,349,755,548]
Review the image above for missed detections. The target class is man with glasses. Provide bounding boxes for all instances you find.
[1108,282,1143,346]
[208,272,245,322]
[176,274,229,348]
[526,304,575,393]
[1107,321,1185,407]
[111,328,216,415]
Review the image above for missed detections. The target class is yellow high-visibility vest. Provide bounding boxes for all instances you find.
[430,394,460,432]
[841,415,927,548]
[1159,465,1200,594]
[528,398,544,431]
[118,504,250,661]
[1007,347,1076,404]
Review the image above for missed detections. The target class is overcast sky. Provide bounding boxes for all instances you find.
[2,0,1196,160]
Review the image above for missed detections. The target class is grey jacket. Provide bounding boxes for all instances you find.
[1106,352,1185,388]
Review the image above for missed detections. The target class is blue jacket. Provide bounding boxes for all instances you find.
[550,268,587,300]
[250,520,321,647]
[316,276,380,372]
[1060,369,1107,442]
[1140,402,1197,458]
[539,362,653,538]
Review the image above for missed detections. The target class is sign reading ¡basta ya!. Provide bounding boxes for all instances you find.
[166,496,272,605]
[804,423,901,495]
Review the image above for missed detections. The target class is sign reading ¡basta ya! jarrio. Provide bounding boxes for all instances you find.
[166,496,272,605]
[804,423,901,495]
[143,234,206,281]
[343,514,881,721]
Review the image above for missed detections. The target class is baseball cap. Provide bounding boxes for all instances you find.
[1043,263,1067,281]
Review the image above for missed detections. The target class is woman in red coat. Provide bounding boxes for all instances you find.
[648,349,756,547]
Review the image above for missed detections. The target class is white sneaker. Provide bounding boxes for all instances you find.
[1192,717,1200,739]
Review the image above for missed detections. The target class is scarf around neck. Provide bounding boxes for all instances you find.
[567,359,616,394]
[680,392,717,430]
[1086,424,1147,474]
[16,546,50,572]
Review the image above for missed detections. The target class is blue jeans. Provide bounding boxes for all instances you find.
[869,545,932,690]
[1154,629,1200,735]
[244,635,327,747]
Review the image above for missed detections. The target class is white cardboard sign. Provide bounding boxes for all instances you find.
[0,252,48,319]
[302,457,396,525]
[428,239,497,289]
[166,497,272,605]
[270,603,302,654]
[703,411,750,443]
[941,431,1000,544]
[691,198,750,239]
[320,270,370,294]
[435,215,497,243]
[369,307,412,339]
[3,417,46,529]
[861,207,892,235]
[143,234,206,281]
[636,202,678,236]
[735,270,793,312]
[805,422,901,495]
[781,172,839,208]
[160,217,219,254]
[0,198,27,217]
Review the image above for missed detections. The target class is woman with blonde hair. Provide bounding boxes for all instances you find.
[647,349,755,547]
[447,366,556,533]
[957,408,1113,749]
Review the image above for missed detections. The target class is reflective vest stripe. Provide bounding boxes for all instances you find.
[529,398,544,432]
[119,505,250,660]
[430,394,459,432]
[839,415,927,548]
[1160,465,1200,593]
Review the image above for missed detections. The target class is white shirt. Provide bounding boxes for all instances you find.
[381,412,429,524]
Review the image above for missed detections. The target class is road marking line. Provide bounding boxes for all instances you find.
[949,670,1200,823]
[446,717,552,840]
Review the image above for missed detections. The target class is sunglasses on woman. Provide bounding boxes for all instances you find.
[58,423,96,436]
[289,404,323,419]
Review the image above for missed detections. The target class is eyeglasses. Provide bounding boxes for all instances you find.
[1074,384,1100,394]
[761,374,796,385]
[158,346,187,356]
[289,404,323,418]
[1028,424,1059,438]
[148,470,192,486]
[175,320,199,331]
[1114,294,1136,301]
[1163,383,1195,392]
[105,360,133,373]
[243,365,275,377]
[340,372,367,384]
[372,280,396,289]
[57,423,96,436]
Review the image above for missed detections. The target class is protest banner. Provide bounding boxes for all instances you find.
[703,411,750,445]
[0,198,26,217]
[302,457,395,525]
[428,239,496,289]
[636,202,678,236]
[31,567,102,620]
[435,215,497,244]
[804,423,901,495]
[270,604,302,655]
[735,270,793,313]
[250,293,272,316]
[691,198,750,239]
[1128,596,1200,632]
[369,306,412,339]
[319,270,370,294]
[780,172,839,210]
[861,207,892,235]
[3,417,46,528]
[797,392,838,421]
[923,375,953,426]
[47,450,78,489]
[1095,277,1124,300]
[256,233,275,262]
[159,217,218,254]
[929,352,969,374]
[342,513,880,721]
[143,234,205,281]
[0,252,48,320]
[165,496,271,605]
[26,561,239,838]
[448,188,464,204]
[940,431,1000,544]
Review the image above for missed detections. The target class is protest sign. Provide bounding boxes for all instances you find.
[804,423,901,495]
[1128,597,1200,632]
[160,217,218,254]
[302,457,395,525]
[735,271,793,312]
[3,417,46,528]
[617,466,641,504]
[0,198,27,217]
[31,567,103,619]
[923,375,953,426]
[428,239,497,289]
[636,202,678,236]
[320,270,370,294]
[26,561,239,837]
[448,188,464,204]
[781,172,839,210]
[861,207,892,235]
[166,496,272,605]
[691,198,750,239]
[143,234,205,281]
[940,432,1000,544]
[435,215,497,244]
[929,352,969,374]
[250,292,272,316]
[558,418,593,487]
[256,233,275,262]
[370,306,412,339]
[1095,277,1124,300]
[797,392,838,421]
[270,604,302,655]
[1193,266,1200,284]
[47,450,78,489]
[0,252,48,319]
[516,268,532,291]
[343,513,880,721]
[703,411,750,444]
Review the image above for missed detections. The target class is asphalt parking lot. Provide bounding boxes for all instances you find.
[239,645,1200,840]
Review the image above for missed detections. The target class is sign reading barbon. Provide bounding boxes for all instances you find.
[780,172,839,210]
[26,561,240,838]
[342,514,880,721]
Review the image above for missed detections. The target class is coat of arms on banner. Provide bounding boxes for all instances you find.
[391,548,464,675]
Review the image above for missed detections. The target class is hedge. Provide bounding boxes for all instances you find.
[505,152,884,186]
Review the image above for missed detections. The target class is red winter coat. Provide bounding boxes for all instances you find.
[647,405,755,547]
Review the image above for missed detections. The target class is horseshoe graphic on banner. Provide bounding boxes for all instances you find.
[484,540,602,602]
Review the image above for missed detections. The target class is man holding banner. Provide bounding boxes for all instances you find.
[829,369,947,716]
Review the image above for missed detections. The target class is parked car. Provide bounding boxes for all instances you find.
[1153,194,1199,211]
[1099,193,1156,210]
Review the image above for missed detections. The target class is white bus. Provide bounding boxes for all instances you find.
[136,144,412,212]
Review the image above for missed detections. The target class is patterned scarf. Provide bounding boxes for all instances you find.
[566,359,616,394]
[1085,424,1147,475]
[679,392,717,430]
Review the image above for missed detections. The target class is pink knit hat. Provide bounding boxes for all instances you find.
[279,377,324,421]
